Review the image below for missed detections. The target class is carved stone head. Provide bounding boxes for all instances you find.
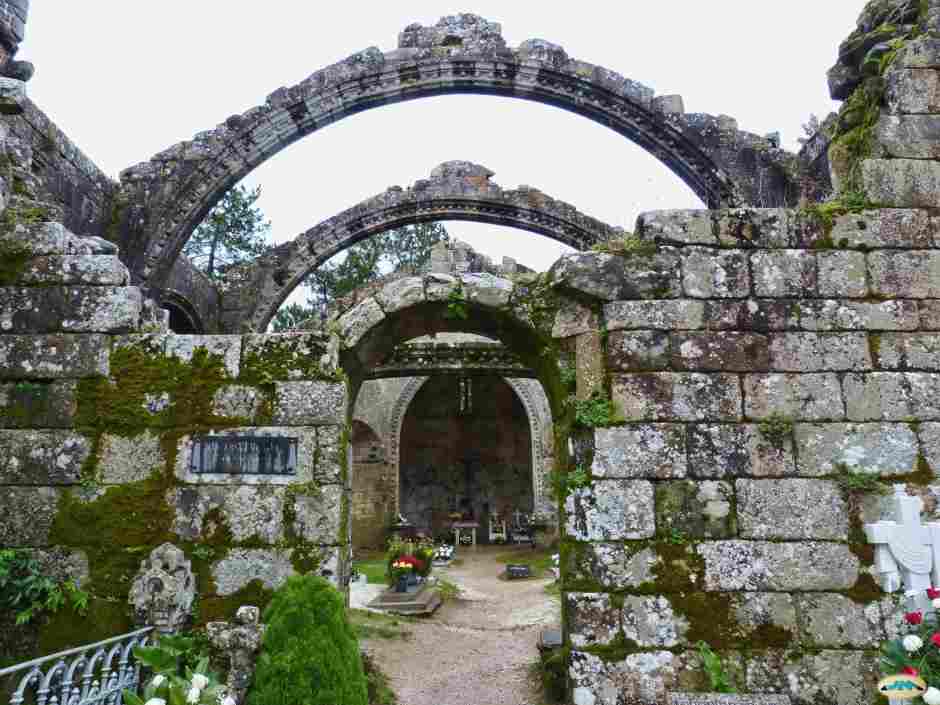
[128,543,196,634]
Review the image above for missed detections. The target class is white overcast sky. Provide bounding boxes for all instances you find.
[24,2,862,281]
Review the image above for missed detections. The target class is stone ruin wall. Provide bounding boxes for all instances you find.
[1,2,940,704]
[0,81,222,332]
[0,108,349,659]
[0,276,349,661]
[559,206,940,705]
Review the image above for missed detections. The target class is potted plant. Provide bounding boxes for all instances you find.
[390,559,414,592]
[414,540,435,579]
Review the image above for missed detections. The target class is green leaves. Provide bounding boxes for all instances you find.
[134,645,179,674]
[878,609,940,690]
[569,391,621,428]
[130,637,223,705]
[122,690,145,705]
[548,465,592,500]
[308,222,450,308]
[271,302,319,332]
[443,285,468,320]
[0,548,89,625]
[697,641,735,693]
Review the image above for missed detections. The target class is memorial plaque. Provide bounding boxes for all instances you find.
[190,435,297,476]
[667,694,791,705]
[506,564,532,580]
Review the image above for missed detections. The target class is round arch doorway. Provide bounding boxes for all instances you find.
[398,375,534,545]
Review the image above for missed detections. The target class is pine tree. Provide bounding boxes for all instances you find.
[184,184,271,280]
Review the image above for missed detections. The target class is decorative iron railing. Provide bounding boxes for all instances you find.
[0,626,154,705]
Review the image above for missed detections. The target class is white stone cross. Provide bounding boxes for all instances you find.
[864,485,940,596]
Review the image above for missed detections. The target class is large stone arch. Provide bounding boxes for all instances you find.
[221,161,620,332]
[117,13,802,288]
[331,269,590,535]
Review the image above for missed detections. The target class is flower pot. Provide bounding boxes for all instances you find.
[395,575,409,593]
[407,573,418,587]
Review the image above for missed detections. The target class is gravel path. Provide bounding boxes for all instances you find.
[359,546,560,705]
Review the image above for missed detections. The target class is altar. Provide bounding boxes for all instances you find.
[451,520,480,548]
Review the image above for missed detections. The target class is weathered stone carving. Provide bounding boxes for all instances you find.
[865,485,940,601]
[128,543,196,634]
[207,606,265,705]
[372,341,531,379]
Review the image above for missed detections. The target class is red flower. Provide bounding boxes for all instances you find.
[397,555,425,571]
[903,666,920,676]
[906,611,925,625]
[931,633,940,648]
[929,587,940,600]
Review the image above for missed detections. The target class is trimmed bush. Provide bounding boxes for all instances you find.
[247,575,368,705]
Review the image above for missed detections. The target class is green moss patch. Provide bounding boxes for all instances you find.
[826,78,884,200]
[591,235,656,258]
[650,541,705,593]
[0,244,30,285]
[0,381,54,426]
[198,579,275,627]
[38,595,132,654]
[581,635,639,663]
[75,345,239,438]
[49,475,176,602]
[845,572,883,604]
[240,337,339,386]
[1,202,51,230]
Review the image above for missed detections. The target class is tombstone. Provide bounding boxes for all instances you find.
[506,564,532,580]
[864,485,940,613]
[207,606,265,705]
[128,543,196,634]
[667,696,790,705]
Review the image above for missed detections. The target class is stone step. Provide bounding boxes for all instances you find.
[367,585,442,616]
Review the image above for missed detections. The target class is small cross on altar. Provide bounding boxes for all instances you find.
[864,485,940,611]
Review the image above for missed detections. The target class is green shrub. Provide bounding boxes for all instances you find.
[247,575,367,705]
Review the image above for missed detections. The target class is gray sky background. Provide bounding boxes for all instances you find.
[24,2,863,292]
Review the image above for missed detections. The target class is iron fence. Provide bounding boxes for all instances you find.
[0,627,154,705]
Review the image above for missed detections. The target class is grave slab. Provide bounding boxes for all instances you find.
[667,694,791,705]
